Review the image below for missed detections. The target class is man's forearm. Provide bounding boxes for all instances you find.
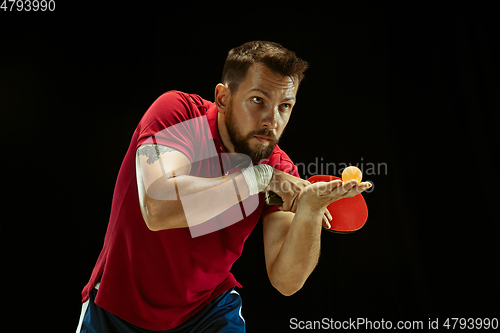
[141,171,250,231]
[268,207,323,295]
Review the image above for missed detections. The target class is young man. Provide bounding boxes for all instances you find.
[76,41,371,332]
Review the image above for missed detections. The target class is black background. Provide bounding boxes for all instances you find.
[2,1,499,331]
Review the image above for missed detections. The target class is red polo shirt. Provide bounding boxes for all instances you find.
[81,90,299,330]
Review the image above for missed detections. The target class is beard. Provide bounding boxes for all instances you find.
[225,100,280,164]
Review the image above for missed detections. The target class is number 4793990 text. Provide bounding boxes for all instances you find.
[1,0,55,11]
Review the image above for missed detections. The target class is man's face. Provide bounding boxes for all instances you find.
[225,63,299,163]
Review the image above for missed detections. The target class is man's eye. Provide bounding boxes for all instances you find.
[251,96,263,104]
[280,103,291,111]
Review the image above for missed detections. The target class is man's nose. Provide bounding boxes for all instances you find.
[261,106,279,129]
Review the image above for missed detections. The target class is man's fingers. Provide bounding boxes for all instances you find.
[279,191,299,212]
[322,215,331,229]
[318,179,371,199]
[324,208,332,222]
[290,195,299,213]
[279,197,293,212]
[341,179,359,192]
[327,180,343,190]
[341,181,372,198]
[312,180,342,195]
[322,208,332,229]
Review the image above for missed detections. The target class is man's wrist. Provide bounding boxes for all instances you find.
[241,164,274,196]
[295,203,325,225]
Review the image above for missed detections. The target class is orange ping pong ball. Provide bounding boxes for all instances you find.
[342,166,362,183]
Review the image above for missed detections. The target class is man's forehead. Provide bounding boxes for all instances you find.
[243,63,298,96]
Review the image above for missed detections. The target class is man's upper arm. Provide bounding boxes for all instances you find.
[263,211,295,275]
[136,143,191,200]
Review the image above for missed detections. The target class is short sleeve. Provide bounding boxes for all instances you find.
[136,91,214,164]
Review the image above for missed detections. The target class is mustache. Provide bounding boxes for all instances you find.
[248,129,278,141]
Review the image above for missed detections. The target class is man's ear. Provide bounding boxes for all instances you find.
[215,83,229,114]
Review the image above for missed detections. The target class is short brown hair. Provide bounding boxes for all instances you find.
[221,41,309,93]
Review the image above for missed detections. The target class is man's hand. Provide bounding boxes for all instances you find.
[266,168,311,212]
[298,179,372,215]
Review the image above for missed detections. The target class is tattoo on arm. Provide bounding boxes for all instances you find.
[137,144,178,165]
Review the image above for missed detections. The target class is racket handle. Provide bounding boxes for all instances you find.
[265,191,284,205]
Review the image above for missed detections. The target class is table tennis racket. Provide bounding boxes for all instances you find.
[265,175,368,234]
